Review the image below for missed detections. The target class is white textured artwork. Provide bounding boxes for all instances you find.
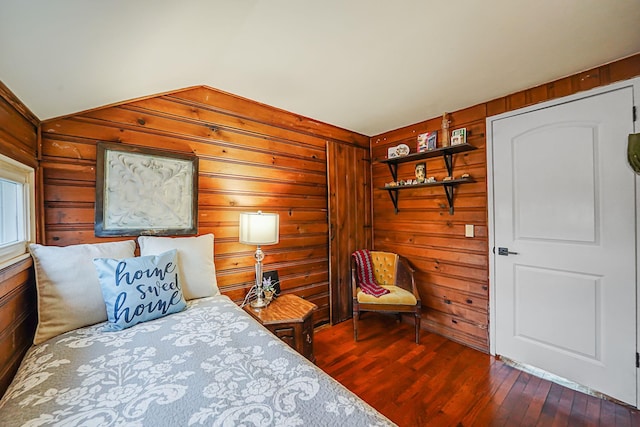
[103,150,194,231]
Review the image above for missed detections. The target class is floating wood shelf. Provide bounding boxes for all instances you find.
[377,143,477,214]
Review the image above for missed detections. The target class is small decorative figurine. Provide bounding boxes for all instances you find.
[415,163,426,183]
[441,113,451,147]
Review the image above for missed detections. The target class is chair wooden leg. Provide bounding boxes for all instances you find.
[415,312,421,344]
[353,310,359,342]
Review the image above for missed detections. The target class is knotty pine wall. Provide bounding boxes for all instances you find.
[0,81,39,395]
[370,54,640,353]
[40,86,369,325]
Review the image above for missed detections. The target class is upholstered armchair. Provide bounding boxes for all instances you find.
[351,251,421,344]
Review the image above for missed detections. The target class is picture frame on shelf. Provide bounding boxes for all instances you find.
[417,131,437,152]
[417,132,427,152]
[427,131,437,150]
[388,143,410,158]
[395,143,410,157]
[451,128,467,146]
[415,162,426,183]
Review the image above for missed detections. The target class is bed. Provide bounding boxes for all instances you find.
[0,295,394,426]
[0,236,395,426]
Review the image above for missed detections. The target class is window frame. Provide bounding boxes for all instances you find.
[0,153,35,269]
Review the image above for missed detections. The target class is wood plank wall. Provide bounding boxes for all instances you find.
[0,81,39,396]
[39,86,369,325]
[370,54,640,353]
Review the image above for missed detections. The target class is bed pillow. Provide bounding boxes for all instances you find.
[93,249,187,331]
[29,240,136,344]
[138,234,219,299]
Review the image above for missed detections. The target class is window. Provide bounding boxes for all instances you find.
[0,153,34,267]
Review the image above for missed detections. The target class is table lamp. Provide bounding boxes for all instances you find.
[239,211,279,308]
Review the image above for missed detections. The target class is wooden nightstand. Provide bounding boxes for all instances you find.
[243,294,317,363]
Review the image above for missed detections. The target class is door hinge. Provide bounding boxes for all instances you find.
[636,352,639,368]
[634,106,637,122]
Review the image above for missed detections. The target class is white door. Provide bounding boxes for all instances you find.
[491,86,636,405]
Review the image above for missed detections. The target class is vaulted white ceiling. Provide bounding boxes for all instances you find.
[1,1,639,136]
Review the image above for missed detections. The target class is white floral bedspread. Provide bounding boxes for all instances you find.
[0,295,395,427]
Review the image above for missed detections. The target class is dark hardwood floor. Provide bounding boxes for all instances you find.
[314,313,640,427]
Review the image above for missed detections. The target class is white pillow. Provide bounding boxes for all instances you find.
[138,234,219,299]
[29,240,136,344]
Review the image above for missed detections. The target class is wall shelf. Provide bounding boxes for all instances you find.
[377,143,477,214]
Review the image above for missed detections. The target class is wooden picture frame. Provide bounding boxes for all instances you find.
[95,142,198,237]
[451,128,467,146]
[417,131,437,152]
[262,270,281,296]
[415,162,426,183]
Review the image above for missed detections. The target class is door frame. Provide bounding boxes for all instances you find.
[326,141,372,325]
[486,77,640,406]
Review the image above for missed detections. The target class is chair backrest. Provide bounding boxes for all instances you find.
[370,251,398,286]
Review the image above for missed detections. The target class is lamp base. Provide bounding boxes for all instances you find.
[250,297,268,309]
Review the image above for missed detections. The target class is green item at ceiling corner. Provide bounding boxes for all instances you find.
[627,133,640,174]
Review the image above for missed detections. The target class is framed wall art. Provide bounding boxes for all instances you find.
[95,142,199,237]
[262,270,281,297]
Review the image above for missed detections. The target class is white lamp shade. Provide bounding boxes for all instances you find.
[239,212,279,245]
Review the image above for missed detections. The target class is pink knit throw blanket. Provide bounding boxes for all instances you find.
[352,249,390,297]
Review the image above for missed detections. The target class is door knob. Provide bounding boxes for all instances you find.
[497,247,519,256]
